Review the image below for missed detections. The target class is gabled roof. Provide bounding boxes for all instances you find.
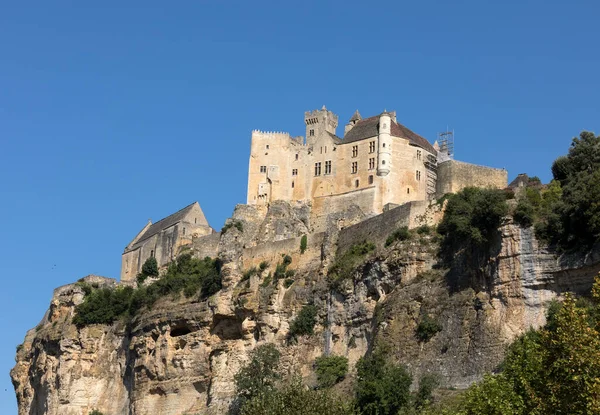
[342,114,436,154]
[126,202,207,251]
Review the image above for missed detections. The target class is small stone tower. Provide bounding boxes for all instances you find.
[304,105,339,146]
[377,112,392,176]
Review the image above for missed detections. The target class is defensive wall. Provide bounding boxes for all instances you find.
[436,159,507,197]
[241,232,326,272]
[191,232,221,259]
[336,200,444,254]
[311,186,377,233]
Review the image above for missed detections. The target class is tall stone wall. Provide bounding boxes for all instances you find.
[336,200,444,253]
[241,232,325,271]
[311,187,377,233]
[436,159,507,197]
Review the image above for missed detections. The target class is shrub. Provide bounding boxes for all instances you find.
[234,344,281,405]
[259,261,269,271]
[416,314,442,342]
[283,278,294,289]
[89,410,105,415]
[438,187,508,262]
[314,355,349,388]
[260,273,272,288]
[385,226,410,247]
[242,266,259,282]
[416,224,432,235]
[300,234,308,254]
[288,305,318,339]
[355,348,412,414]
[141,256,158,277]
[273,256,293,282]
[414,374,440,409]
[240,378,355,415]
[74,255,222,326]
[328,241,375,288]
[222,220,244,234]
[513,199,535,227]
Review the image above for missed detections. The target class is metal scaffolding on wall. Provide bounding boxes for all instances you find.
[438,130,454,159]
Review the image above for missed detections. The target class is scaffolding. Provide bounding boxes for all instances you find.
[437,130,454,159]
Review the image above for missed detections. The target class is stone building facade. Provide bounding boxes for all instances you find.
[247,106,507,217]
[121,202,213,281]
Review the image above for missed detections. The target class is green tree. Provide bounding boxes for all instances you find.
[141,256,159,277]
[288,305,318,339]
[240,378,355,415]
[234,344,281,406]
[300,234,308,254]
[355,348,412,415]
[314,355,349,388]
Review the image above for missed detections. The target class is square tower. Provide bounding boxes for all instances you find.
[304,105,339,146]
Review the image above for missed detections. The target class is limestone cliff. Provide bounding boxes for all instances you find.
[11,202,600,415]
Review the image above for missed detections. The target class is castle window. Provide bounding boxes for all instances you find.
[150,250,154,258]
[260,166,267,173]
[315,162,321,176]
[325,160,332,174]
[383,143,386,148]
[309,129,315,136]
[325,146,327,153]
[368,175,373,185]
[416,170,421,181]
[292,169,298,176]
[352,145,358,158]
[417,150,421,160]
[369,158,375,170]
[295,153,299,160]
[407,188,410,194]
[369,141,375,153]
[266,145,270,150]
[292,181,295,188]
[351,162,358,174]
[382,160,386,165]
[355,179,360,188]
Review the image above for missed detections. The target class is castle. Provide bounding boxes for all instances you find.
[247,106,506,215]
[121,106,507,280]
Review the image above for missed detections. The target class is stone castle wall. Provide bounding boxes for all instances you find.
[336,200,444,253]
[311,186,377,233]
[436,159,507,197]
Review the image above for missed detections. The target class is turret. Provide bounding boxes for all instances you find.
[304,105,339,146]
[377,112,391,176]
[344,110,362,135]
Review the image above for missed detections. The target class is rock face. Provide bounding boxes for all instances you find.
[11,202,600,415]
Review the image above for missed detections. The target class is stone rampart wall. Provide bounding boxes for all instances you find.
[436,159,507,197]
[311,187,376,233]
[337,200,443,253]
[191,232,221,259]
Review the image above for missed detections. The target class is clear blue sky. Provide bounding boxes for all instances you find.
[1,1,598,412]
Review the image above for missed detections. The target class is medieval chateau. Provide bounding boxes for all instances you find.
[121,107,507,280]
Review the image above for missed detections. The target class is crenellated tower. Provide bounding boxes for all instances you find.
[304,105,339,146]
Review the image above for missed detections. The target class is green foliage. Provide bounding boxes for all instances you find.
[300,234,308,254]
[437,187,508,262]
[74,255,222,326]
[283,278,294,289]
[416,314,442,343]
[260,273,272,287]
[328,241,375,289]
[259,261,269,271]
[89,410,105,415]
[512,199,535,227]
[446,274,600,414]
[314,355,349,388]
[240,378,356,415]
[414,374,440,410]
[416,224,432,235]
[141,256,158,277]
[242,266,259,282]
[222,220,244,234]
[538,132,600,249]
[385,226,410,247]
[355,348,413,415]
[288,304,318,339]
[273,256,293,282]
[234,344,281,406]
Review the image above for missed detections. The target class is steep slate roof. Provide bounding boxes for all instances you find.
[342,114,436,154]
[128,202,200,250]
[349,110,362,122]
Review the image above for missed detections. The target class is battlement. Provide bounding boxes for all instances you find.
[251,130,292,139]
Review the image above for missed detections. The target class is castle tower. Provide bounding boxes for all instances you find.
[377,112,391,176]
[344,110,362,135]
[304,105,339,146]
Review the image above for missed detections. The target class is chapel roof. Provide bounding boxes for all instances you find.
[128,202,205,250]
[342,114,436,154]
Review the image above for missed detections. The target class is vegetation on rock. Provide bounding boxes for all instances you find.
[328,241,375,289]
[385,226,410,247]
[314,355,349,388]
[288,304,318,339]
[416,314,442,343]
[222,220,244,234]
[300,234,307,254]
[73,254,222,326]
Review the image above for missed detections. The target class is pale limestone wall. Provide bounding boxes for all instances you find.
[241,232,325,272]
[191,232,221,259]
[336,200,443,253]
[311,187,377,233]
[436,159,508,197]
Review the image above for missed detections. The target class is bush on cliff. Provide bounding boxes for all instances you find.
[315,355,349,388]
[73,254,222,326]
[328,241,375,289]
[437,187,508,262]
[288,304,318,340]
